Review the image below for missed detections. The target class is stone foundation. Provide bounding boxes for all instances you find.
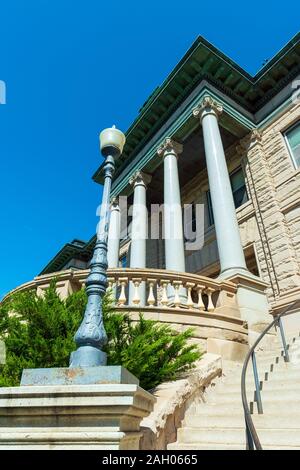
[0,383,155,450]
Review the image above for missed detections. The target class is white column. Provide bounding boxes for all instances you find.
[157,138,187,302]
[129,171,151,305]
[107,197,121,268]
[193,96,248,279]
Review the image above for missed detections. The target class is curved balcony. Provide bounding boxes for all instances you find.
[2,267,249,361]
[106,267,234,312]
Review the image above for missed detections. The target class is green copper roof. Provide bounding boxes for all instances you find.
[40,33,300,276]
[93,33,300,185]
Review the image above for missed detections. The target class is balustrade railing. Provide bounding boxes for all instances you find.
[3,267,238,318]
[105,267,235,313]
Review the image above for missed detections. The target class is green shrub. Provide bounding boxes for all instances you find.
[0,281,202,389]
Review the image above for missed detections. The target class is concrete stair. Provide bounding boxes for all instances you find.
[168,334,300,450]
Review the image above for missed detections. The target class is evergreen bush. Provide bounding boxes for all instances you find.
[0,281,202,389]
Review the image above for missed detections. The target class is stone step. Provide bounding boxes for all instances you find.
[216,385,256,396]
[225,367,300,386]
[168,442,246,450]
[207,391,254,403]
[267,362,300,372]
[184,413,300,429]
[177,427,300,446]
[253,414,300,429]
[193,399,300,414]
[262,379,300,391]
[253,357,288,368]
[187,403,244,416]
[168,442,300,450]
[263,372,300,385]
[210,388,300,404]
[183,414,245,428]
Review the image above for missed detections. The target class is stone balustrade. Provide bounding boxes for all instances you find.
[2,268,250,361]
[105,268,235,313]
[2,267,237,316]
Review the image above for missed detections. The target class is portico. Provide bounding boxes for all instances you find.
[33,34,300,359]
[102,91,271,347]
[105,93,255,279]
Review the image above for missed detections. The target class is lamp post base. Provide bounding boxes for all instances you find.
[69,346,107,368]
[20,365,138,386]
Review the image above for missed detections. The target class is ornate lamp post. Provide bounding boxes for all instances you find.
[70,125,126,368]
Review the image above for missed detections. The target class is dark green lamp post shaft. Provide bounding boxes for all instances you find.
[69,126,125,367]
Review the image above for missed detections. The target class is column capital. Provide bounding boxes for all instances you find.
[129,170,152,188]
[237,129,263,154]
[157,137,183,158]
[110,197,120,209]
[193,95,223,121]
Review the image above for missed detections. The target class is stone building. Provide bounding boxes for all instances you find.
[6,33,300,361]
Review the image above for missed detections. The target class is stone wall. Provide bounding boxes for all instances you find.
[241,103,300,311]
[140,353,222,450]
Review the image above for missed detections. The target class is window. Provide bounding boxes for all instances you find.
[119,254,127,268]
[206,191,214,226]
[285,122,300,168]
[230,167,248,209]
[206,167,248,226]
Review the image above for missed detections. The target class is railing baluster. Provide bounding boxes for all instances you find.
[107,277,114,290]
[118,277,128,306]
[206,288,215,312]
[147,278,156,306]
[173,281,182,308]
[196,284,205,310]
[107,276,116,301]
[251,351,263,414]
[132,278,142,306]
[186,282,195,309]
[160,280,169,308]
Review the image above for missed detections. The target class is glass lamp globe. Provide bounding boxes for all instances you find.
[99,125,126,158]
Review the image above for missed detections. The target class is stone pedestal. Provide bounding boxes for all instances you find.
[0,366,155,450]
[0,382,155,450]
[227,273,273,345]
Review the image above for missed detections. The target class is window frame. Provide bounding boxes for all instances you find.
[229,166,249,209]
[284,120,300,170]
[119,254,127,268]
[206,190,214,227]
[206,166,248,227]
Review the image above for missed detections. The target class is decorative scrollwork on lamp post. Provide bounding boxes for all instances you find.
[69,125,126,368]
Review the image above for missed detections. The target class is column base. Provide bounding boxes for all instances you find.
[217,266,251,281]
[0,366,155,450]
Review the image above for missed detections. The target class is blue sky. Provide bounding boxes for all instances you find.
[0,0,299,298]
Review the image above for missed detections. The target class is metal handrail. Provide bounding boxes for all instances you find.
[241,299,300,450]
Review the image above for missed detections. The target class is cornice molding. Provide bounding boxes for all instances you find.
[109,87,255,197]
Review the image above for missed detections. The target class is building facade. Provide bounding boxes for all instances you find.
[6,33,300,360]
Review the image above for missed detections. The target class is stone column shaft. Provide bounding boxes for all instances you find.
[129,171,151,305]
[193,96,247,278]
[107,198,121,268]
[157,138,186,302]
